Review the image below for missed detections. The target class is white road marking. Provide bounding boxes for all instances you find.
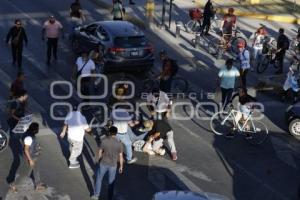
[171,121,293,200]
[4,0,41,25]
[5,178,71,200]
[148,156,204,193]
[270,136,298,169]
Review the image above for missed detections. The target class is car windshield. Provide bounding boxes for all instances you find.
[114,36,147,48]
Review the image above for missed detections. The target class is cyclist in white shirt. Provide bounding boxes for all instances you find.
[251,27,268,69]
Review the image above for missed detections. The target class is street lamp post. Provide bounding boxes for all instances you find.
[168,0,173,28]
[161,0,166,28]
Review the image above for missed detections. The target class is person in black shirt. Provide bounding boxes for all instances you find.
[227,87,257,139]
[7,89,28,131]
[6,19,28,68]
[151,116,178,160]
[200,0,214,36]
[275,28,290,74]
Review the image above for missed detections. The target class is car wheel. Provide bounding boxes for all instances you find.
[289,118,300,137]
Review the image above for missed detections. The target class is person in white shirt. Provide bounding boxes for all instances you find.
[251,27,268,69]
[111,107,138,164]
[75,51,96,102]
[217,59,240,109]
[10,123,47,192]
[146,88,172,119]
[60,103,92,169]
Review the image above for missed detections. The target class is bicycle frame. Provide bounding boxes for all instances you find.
[221,109,254,132]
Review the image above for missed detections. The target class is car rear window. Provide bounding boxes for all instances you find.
[114,36,147,48]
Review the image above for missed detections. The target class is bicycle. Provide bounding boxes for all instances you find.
[210,105,268,145]
[137,74,189,98]
[256,38,279,73]
[210,14,222,34]
[0,125,9,153]
[208,29,247,59]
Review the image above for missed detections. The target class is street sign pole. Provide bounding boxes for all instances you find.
[161,0,166,28]
[168,0,173,28]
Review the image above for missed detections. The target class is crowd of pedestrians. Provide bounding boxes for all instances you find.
[3,0,300,199]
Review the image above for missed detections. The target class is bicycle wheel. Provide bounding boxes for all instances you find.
[210,18,221,34]
[231,37,247,55]
[171,77,189,93]
[186,20,199,33]
[0,130,9,153]
[256,56,269,73]
[208,38,221,58]
[210,111,235,135]
[245,120,269,145]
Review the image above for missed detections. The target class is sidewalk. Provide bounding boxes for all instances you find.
[193,0,300,24]
[92,0,300,26]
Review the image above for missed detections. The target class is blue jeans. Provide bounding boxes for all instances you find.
[94,164,117,199]
[127,127,148,142]
[253,48,263,66]
[116,133,133,161]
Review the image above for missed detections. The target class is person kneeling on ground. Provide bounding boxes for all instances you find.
[151,114,178,160]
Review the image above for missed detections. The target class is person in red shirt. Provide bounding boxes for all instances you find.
[10,72,25,99]
[221,8,237,36]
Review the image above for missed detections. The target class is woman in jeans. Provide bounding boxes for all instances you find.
[251,27,268,69]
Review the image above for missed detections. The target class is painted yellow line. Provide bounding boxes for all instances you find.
[193,2,299,24]
[216,8,300,24]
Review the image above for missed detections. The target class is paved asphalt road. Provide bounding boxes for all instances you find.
[0,0,300,200]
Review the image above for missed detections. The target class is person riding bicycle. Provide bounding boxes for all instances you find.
[220,8,237,43]
[227,87,257,139]
[251,26,268,68]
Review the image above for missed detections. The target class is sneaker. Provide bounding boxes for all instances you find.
[35,183,47,191]
[158,149,166,156]
[171,152,178,161]
[225,133,234,139]
[127,157,137,164]
[9,184,18,193]
[90,195,99,200]
[147,150,155,155]
[245,134,252,140]
[69,163,80,169]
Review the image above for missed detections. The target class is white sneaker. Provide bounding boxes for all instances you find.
[127,157,137,164]
[69,163,80,169]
